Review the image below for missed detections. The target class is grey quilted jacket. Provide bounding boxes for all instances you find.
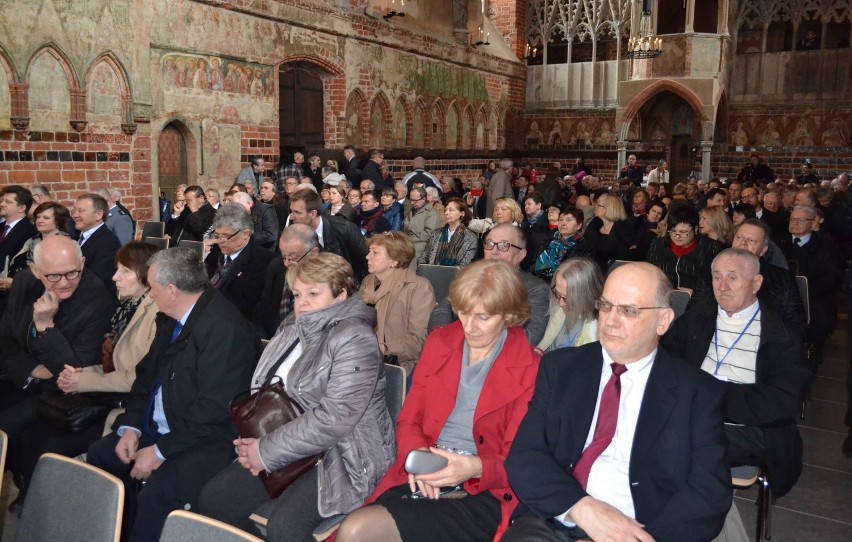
[252,293,396,516]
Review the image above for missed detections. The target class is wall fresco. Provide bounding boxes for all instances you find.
[162,54,273,99]
[201,118,241,184]
[28,52,71,132]
[86,60,123,129]
[0,63,10,129]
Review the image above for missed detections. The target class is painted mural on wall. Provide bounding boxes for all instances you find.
[392,101,406,147]
[0,64,10,129]
[728,113,848,148]
[86,61,124,129]
[201,118,241,183]
[28,52,71,132]
[162,54,274,98]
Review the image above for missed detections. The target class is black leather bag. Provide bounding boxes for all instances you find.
[37,392,125,433]
[229,339,320,498]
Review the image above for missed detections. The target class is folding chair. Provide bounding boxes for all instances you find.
[159,510,263,542]
[731,465,772,541]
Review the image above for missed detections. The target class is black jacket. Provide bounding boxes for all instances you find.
[80,224,122,295]
[320,215,369,283]
[168,204,216,245]
[0,218,37,271]
[662,303,809,497]
[645,235,723,291]
[0,269,116,386]
[114,289,258,504]
[250,202,279,251]
[205,238,275,321]
[362,160,387,190]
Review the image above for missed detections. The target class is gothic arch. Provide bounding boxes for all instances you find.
[26,43,80,89]
[413,97,428,149]
[619,80,709,140]
[0,45,18,83]
[462,104,475,149]
[392,95,413,149]
[344,88,369,149]
[475,104,489,150]
[84,52,132,126]
[153,117,199,196]
[369,91,393,149]
[445,100,461,150]
[430,98,447,150]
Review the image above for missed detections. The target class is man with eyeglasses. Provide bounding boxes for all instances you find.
[779,205,840,352]
[428,224,549,345]
[203,203,273,322]
[404,186,440,264]
[504,262,729,542]
[663,249,809,507]
[0,235,116,496]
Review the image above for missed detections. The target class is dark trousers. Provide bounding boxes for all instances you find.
[20,415,107,486]
[199,462,321,541]
[87,431,181,542]
[502,516,591,542]
[724,424,767,467]
[0,380,42,475]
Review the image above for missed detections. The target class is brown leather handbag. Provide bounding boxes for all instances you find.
[229,339,321,498]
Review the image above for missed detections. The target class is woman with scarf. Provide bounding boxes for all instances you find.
[532,209,591,280]
[418,198,478,267]
[361,232,436,373]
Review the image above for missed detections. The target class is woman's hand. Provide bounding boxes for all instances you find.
[234,437,265,476]
[57,364,82,393]
[0,277,13,292]
[409,447,483,499]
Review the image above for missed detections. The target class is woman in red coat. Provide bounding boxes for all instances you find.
[337,259,542,542]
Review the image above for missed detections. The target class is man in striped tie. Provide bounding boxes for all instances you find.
[504,263,730,542]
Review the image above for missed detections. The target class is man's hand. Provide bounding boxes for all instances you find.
[30,364,53,380]
[130,446,164,480]
[57,365,83,393]
[32,291,60,330]
[569,497,655,542]
[116,430,140,464]
[172,200,185,216]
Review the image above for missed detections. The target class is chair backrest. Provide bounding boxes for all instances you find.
[606,259,632,276]
[141,221,165,241]
[144,237,169,251]
[160,510,264,542]
[16,453,124,542]
[178,240,205,260]
[0,430,7,491]
[794,275,810,325]
[415,264,459,302]
[670,289,691,320]
[384,363,407,426]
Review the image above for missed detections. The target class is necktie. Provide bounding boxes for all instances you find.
[78,234,85,246]
[793,237,801,246]
[142,321,184,439]
[572,363,628,490]
[0,224,9,243]
[279,281,294,322]
[209,255,232,288]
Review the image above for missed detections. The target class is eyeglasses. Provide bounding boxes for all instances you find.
[789,218,814,224]
[282,249,311,265]
[484,240,523,252]
[212,230,243,241]
[409,197,424,203]
[40,269,81,282]
[668,228,694,238]
[551,286,568,304]
[595,299,665,319]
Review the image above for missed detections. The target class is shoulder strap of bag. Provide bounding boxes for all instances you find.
[264,338,301,383]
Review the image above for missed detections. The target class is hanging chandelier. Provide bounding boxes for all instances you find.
[627,11,662,59]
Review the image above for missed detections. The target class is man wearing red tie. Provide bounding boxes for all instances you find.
[504,262,731,542]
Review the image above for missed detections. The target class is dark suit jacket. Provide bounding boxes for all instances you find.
[321,215,369,283]
[0,219,37,271]
[662,303,810,497]
[506,343,730,542]
[114,288,258,504]
[250,202,279,251]
[80,224,121,295]
[205,239,274,321]
[0,269,116,386]
[362,160,387,190]
[253,256,286,340]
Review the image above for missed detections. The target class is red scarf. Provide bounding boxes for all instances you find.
[670,237,698,257]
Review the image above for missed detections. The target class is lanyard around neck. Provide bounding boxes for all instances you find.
[713,307,760,375]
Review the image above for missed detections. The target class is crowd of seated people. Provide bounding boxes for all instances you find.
[0,148,850,542]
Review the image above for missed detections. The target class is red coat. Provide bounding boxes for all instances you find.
[366,322,541,541]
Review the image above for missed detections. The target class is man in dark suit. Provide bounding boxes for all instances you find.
[342,145,363,185]
[0,235,115,509]
[288,188,368,282]
[504,263,730,542]
[663,249,810,501]
[0,185,37,272]
[165,185,216,246]
[231,191,279,251]
[72,193,121,294]
[361,149,388,190]
[204,203,274,321]
[86,247,257,542]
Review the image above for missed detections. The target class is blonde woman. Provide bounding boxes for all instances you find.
[584,193,634,270]
[699,205,733,244]
[467,197,523,235]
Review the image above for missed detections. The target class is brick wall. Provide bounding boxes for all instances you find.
[710,146,851,182]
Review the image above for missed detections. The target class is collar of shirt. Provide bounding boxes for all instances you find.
[177,302,197,327]
[717,299,759,320]
[80,223,104,240]
[4,217,23,231]
[792,232,812,246]
[314,221,324,247]
[600,347,656,378]
[226,245,246,262]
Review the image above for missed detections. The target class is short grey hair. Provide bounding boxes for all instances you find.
[413,156,426,168]
[213,202,253,233]
[280,223,320,251]
[409,186,427,201]
[361,180,376,191]
[713,247,760,278]
[296,182,317,194]
[499,158,513,170]
[425,187,439,200]
[735,218,770,248]
[30,184,50,197]
[148,247,208,294]
[791,204,816,219]
[108,188,122,200]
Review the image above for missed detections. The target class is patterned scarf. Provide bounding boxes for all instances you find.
[533,232,581,279]
[101,291,148,373]
[436,224,468,266]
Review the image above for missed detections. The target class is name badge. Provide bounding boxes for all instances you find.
[715,374,728,382]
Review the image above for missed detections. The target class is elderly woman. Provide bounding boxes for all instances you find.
[584,193,635,271]
[646,202,723,294]
[0,202,72,292]
[532,209,591,280]
[699,205,733,244]
[467,197,523,235]
[337,259,541,542]
[13,241,160,511]
[200,253,395,541]
[361,232,436,373]
[380,188,404,231]
[537,257,603,352]
[426,187,445,225]
[419,198,479,267]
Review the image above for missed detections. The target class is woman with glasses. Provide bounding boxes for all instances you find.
[584,193,635,271]
[11,241,161,513]
[337,259,541,542]
[537,257,602,352]
[645,202,723,295]
[361,232,436,373]
[418,198,478,267]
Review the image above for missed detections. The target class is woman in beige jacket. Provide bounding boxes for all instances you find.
[13,242,161,509]
[360,232,436,373]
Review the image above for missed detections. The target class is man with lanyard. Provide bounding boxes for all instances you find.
[664,248,810,501]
